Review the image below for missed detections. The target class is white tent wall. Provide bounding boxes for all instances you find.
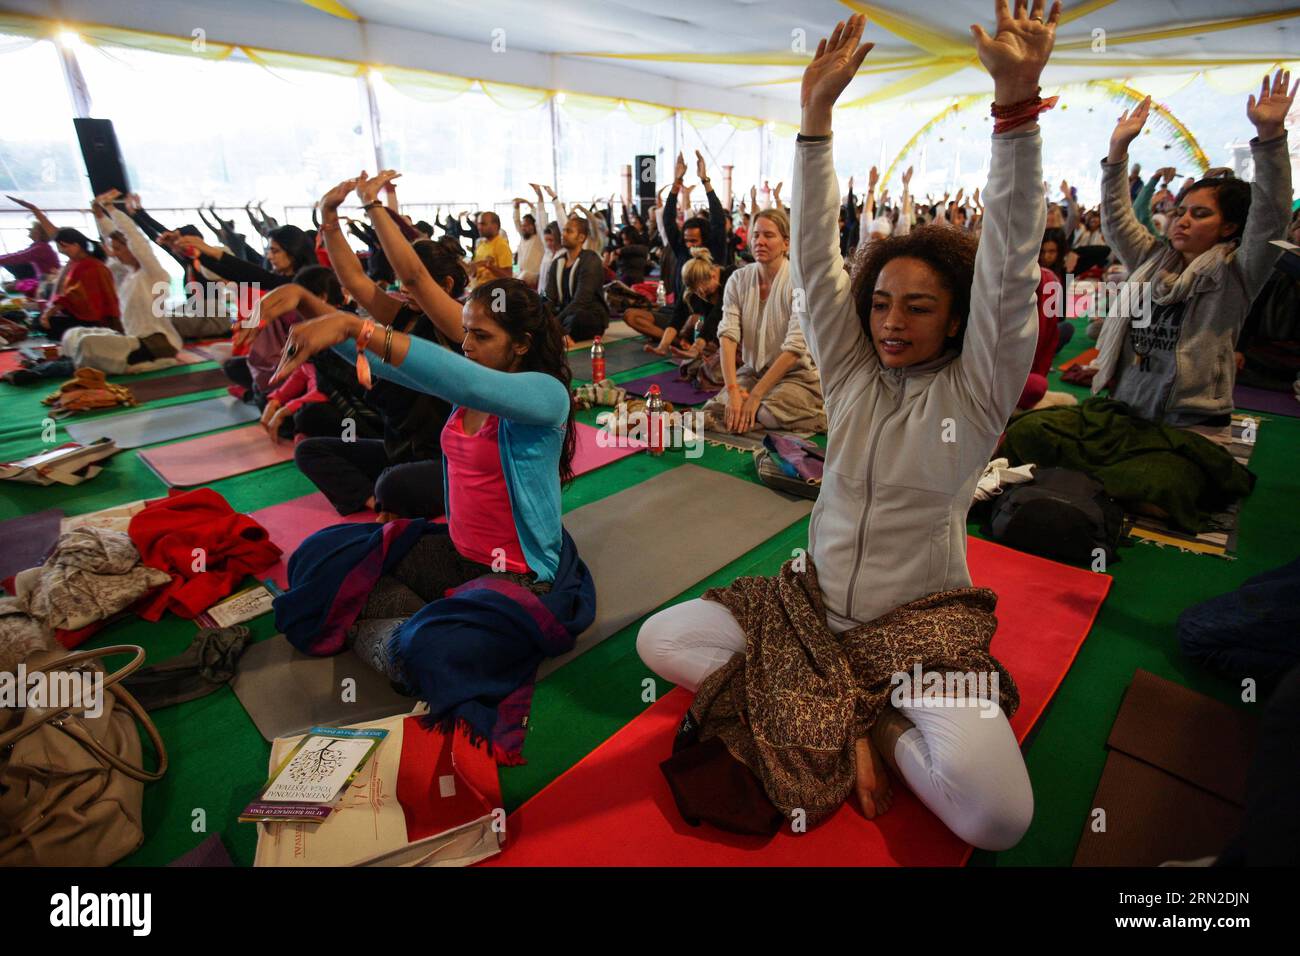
[0,0,798,122]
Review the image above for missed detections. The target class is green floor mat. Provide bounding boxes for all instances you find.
[2,324,1294,869]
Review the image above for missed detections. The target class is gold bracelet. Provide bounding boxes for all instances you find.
[382,323,394,364]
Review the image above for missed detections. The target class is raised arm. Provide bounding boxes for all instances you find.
[318,176,400,324]
[791,14,877,400]
[955,0,1060,430]
[274,312,570,427]
[108,204,170,287]
[356,170,462,342]
[1100,96,1162,270]
[1235,69,1296,300]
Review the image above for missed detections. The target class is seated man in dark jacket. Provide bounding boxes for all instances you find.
[544,215,610,343]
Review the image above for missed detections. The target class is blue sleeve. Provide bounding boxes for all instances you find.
[332,336,570,427]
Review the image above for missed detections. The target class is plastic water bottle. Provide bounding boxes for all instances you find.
[656,281,666,308]
[645,384,665,456]
[591,336,605,383]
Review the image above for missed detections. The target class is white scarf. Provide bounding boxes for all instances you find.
[1091,242,1235,393]
[731,259,794,373]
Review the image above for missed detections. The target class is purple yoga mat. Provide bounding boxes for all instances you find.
[0,509,64,582]
[1235,385,1299,418]
[619,369,720,406]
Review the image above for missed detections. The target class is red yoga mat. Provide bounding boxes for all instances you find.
[481,538,1111,866]
[572,421,645,477]
[138,425,295,487]
[249,492,377,588]
[1057,346,1099,371]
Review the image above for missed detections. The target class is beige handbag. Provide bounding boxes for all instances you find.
[0,645,167,867]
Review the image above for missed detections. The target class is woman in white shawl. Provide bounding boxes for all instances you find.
[701,207,826,435]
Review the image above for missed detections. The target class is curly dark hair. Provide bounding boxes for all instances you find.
[850,224,979,352]
[466,278,577,485]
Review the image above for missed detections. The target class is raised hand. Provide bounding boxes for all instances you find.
[356,170,400,206]
[800,13,874,135]
[1247,68,1296,140]
[6,195,38,211]
[1109,95,1151,163]
[321,175,360,213]
[902,166,913,188]
[971,0,1062,105]
[750,184,758,209]
[695,149,708,183]
[675,152,688,183]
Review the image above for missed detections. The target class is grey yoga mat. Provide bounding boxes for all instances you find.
[64,395,260,450]
[231,636,418,742]
[539,463,813,677]
[232,466,811,737]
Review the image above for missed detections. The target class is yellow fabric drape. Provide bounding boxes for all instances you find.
[840,61,973,109]
[480,81,551,111]
[1121,72,1198,99]
[682,110,725,130]
[81,25,234,61]
[838,1,968,56]
[1055,9,1300,52]
[242,46,361,77]
[300,0,359,20]
[558,92,620,122]
[1204,61,1300,93]
[570,50,812,66]
[375,65,474,102]
[623,100,676,125]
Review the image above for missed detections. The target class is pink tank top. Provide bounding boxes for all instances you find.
[441,407,530,574]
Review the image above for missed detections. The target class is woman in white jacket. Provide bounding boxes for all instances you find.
[66,189,184,373]
[638,2,1060,851]
[700,208,826,435]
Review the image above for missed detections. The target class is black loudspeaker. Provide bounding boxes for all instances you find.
[635,153,655,218]
[73,118,131,198]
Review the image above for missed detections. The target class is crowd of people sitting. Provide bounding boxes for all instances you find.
[2,0,1298,862]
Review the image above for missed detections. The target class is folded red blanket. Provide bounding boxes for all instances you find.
[129,487,281,621]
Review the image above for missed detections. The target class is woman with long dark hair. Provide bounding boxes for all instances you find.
[270,275,592,764]
[38,228,121,339]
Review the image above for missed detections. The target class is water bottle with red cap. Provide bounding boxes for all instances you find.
[645,384,665,456]
[591,335,605,383]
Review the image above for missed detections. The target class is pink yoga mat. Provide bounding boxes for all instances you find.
[482,538,1111,867]
[572,422,645,477]
[249,492,376,588]
[0,350,23,375]
[138,425,295,487]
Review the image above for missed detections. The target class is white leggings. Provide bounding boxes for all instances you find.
[637,599,1034,851]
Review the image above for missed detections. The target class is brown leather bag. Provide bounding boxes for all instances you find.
[0,645,167,866]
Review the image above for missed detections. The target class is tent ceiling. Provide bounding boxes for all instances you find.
[275,0,1300,104]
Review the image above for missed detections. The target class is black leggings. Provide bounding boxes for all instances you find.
[45,314,103,341]
[294,436,444,518]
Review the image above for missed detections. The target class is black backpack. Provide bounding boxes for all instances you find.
[989,467,1124,567]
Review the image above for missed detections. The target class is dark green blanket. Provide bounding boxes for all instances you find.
[1002,398,1255,533]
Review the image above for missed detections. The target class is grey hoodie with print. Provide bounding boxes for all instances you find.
[790,128,1044,633]
[1091,133,1292,426]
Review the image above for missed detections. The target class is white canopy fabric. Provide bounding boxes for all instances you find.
[1,0,1296,124]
